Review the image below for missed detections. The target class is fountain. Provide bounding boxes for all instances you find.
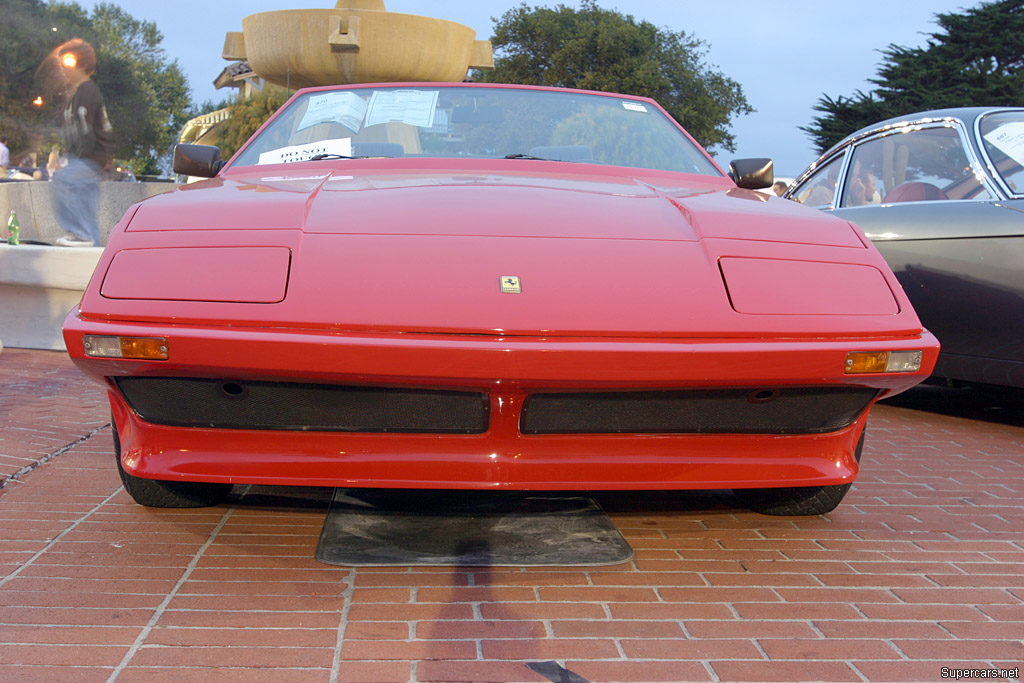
[222,0,493,88]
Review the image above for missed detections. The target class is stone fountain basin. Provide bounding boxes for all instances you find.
[240,9,489,88]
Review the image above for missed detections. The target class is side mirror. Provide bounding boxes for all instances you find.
[173,144,226,178]
[729,158,773,190]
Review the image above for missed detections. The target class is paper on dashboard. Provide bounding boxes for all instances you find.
[297,92,368,133]
[984,121,1024,166]
[365,90,439,128]
[258,138,353,165]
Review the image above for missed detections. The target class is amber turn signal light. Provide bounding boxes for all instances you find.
[845,350,922,374]
[83,335,169,360]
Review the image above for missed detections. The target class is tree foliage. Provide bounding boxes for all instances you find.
[0,0,191,174]
[89,3,191,174]
[0,0,67,162]
[218,88,289,161]
[475,0,752,153]
[803,0,1024,153]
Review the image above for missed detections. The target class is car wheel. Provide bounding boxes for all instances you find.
[112,416,231,508]
[734,430,865,516]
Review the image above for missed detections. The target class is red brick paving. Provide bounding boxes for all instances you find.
[1,348,1023,682]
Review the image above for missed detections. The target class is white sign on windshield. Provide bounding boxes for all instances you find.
[297,92,368,133]
[365,90,439,128]
[983,121,1024,166]
[258,138,352,165]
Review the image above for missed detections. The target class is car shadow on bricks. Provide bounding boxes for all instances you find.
[881,383,1024,427]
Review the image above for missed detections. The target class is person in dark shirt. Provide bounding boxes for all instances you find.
[52,39,114,247]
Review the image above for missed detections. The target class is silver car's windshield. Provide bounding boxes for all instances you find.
[230,85,721,176]
[979,111,1024,195]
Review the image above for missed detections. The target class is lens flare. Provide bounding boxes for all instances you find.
[61,53,77,69]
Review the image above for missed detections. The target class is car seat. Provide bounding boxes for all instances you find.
[882,181,949,203]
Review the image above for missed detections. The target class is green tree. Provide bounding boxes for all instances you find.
[217,88,289,160]
[0,0,190,174]
[803,0,1024,153]
[191,97,236,118]
[475,0,752,153]
[89,2,191,174]
[0,0,82,164]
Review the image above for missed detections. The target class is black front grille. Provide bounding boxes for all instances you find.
[114,377,489,433]
[520,387,878,435]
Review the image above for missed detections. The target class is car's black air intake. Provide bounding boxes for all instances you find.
[520,386,878,434]
[114,377,489,434]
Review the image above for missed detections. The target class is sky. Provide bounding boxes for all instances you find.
[80,0,974,176]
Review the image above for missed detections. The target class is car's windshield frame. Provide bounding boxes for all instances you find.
[227,83,723,177]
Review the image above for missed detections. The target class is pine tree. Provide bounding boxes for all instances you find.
[803,0,1024,153]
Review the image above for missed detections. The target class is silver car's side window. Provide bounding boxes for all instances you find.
[841,126,991,207]
[840,145,883,207]
[790,154,844,208]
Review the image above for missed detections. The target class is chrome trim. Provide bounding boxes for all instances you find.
[832,148,855,211]
[786,147,850,210]
[788,115,1005,206]
[855,119,1001,204]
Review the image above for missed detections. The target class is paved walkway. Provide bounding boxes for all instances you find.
[1,348,1022,682]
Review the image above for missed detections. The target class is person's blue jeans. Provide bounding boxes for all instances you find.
[55,157,102,245]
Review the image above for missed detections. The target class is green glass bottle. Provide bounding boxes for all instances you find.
[6,210,19,245]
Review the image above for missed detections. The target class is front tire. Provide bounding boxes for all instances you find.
[734,430,865,516]
[112,415,231,508]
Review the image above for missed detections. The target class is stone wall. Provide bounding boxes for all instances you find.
[0,244,103,350]
[0,180,177,245]
[0,181,178,350]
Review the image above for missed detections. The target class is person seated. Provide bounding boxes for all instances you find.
[801,174,837,206]
[45,148,62,180]
[845,161,881,207]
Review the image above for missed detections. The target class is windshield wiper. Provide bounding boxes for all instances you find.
[504,153,551,161]
[503,153,594,163]
[308,153,359,161]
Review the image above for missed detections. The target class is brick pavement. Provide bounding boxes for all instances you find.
[1,348,1022,682]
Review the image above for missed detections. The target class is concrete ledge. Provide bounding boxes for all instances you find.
[0,180,175,245]
[0,181,176,351]
[0,244,104,350]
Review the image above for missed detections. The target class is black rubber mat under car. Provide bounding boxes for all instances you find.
[316,488,633,567]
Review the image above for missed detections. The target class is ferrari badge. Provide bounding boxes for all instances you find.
[500,276,522,293]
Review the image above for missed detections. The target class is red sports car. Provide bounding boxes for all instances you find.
[63,83,938,514]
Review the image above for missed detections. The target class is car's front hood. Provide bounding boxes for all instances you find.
[130,167,863,247]
[88,165,917,338]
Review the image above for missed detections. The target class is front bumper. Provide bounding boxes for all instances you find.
[64,310,939,490]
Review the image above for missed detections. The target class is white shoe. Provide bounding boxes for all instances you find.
[56,234,95,247]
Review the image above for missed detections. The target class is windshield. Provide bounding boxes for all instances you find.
[230,85,722,176]
[979,111,1024,196]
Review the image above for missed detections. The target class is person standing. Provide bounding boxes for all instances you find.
[0,136,10,177]
[52,39,114,247]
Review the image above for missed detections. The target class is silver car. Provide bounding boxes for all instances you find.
[787,107,1024,389]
